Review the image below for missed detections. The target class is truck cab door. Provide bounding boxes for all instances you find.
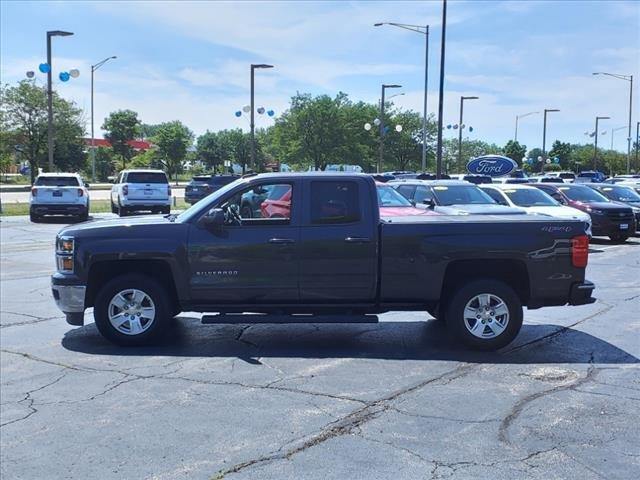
[298,179,378,302]
[187,181,300,304]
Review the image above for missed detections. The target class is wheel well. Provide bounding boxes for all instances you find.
[86,260,179,310]
[441,259,530,304]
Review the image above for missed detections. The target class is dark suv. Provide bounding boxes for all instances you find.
[185,175,239,204]
[586,183,640,232]
[532,183,635,242]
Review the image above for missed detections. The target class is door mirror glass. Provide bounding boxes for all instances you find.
[422,198,436,208]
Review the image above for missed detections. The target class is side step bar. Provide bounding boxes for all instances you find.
[201,313,379,325]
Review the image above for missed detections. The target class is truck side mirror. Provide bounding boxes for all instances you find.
[199,208,225,228]
[422,198,436,209]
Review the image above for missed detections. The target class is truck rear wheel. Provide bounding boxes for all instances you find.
[444,279,522,351]
[94,274,172,346]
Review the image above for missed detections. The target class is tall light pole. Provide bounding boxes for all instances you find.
[436,0,447,179]
[593,72,633,174]
[379,84,402,173]
[457,96,479,166]
[636,121,639,167]
[374,22,429,171]
[610,125,627,150]
[250,63,273,172]
[515,111,539,142]
[90,56,117,182]
[46,30,74,172]
[542,108,560,173]
[593,116,610,170]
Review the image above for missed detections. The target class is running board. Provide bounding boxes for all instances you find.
[201,313,379,325]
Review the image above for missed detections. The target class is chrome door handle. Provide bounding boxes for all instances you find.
[268,238,296,245]
[344,237,371,243]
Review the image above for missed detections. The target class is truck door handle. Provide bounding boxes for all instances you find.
[268,238,296,245]
[344,237,371,244]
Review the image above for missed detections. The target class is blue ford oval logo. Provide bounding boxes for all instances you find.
[467,155,517,177]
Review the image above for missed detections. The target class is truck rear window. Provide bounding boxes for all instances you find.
[35,176,80,186]
[311,181,360,224]
[127,172,168,184]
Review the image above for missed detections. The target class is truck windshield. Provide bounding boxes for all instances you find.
[432,185,496,205]
[502,188,558,207]
[175,178,245,223]
[559,186,609,203]
[377,185,412,207]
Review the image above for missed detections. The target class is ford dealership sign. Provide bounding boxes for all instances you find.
[466,155,518,177]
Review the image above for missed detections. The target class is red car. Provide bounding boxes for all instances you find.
[260,185,292,218]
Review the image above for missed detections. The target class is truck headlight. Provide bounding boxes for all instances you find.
[56,236,74,272]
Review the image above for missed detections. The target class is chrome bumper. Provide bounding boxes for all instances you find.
[51,284,86,313]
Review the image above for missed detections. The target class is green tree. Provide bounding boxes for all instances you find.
[102,110,140,170]
[140,123,162,139]
[503,140,527,165]
[152,120,194,181]
[94,146,116,182]
[1,80,85,183]
[196,130,232,172]
[548,140,572,168]
[385,111,423,171]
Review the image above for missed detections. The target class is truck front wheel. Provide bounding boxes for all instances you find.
[94,274,172,346]
[444,279,522,351]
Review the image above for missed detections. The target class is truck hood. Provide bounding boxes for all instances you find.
[524,205,590,221]
[379,206,439,217]
[436,204,526,215]
[58,215,173,236]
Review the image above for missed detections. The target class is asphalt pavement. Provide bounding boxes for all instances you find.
[1,214,639,480]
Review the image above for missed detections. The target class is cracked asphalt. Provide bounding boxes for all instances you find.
[1,215,639,480]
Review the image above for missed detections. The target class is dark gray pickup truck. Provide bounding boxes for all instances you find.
[51,173,595,350]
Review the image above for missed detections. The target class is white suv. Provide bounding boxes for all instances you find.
[110,169,171,216]
[30,173,90,223]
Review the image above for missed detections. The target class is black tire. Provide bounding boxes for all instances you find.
[110,201,117,214]
[78,209,89,222]
[30,212,40,223]
[117,203,129,217]
[444,279,523,351]
[609,234,628,243]
[161,206,171,215]
[94,274,172,346]
[427,307,442,321]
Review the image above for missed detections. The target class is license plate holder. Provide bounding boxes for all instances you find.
[53,190,62,197]
[619,224,628,230]
[144,189,153,195]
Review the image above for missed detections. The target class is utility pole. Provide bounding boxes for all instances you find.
[435,0,447,179]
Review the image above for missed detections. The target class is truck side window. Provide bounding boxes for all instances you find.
[224,183,293,224]
[311,181,360,224]
[396,185,416,200]
[414,186,434,204]
[484,188,507,205]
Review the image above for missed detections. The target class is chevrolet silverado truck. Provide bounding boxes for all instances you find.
[51,173,595,350]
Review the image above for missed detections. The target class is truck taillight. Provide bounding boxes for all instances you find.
[122,184,128,196]
[572,235,589,268]
[31,187,38,196]
[78,188,84,197]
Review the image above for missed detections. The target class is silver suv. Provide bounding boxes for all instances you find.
[110,169,171,216]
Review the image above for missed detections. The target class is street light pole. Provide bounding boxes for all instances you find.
[46,30,73,173]
[593,72,633,174]
[436,0,447,179]
[593,116,610,170]
[250,63,273,172]
[610,126,627,151]
[542,108,560,173]
[374,22,429,171]
[378,84,402,173]
[90,56,117,182]
[457,96,478,166]
[515,111,539,142]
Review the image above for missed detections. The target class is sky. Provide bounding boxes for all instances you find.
[1,0,639,154]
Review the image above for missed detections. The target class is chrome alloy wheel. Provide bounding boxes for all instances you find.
[463,293,510,339]
[108,289,156,335]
